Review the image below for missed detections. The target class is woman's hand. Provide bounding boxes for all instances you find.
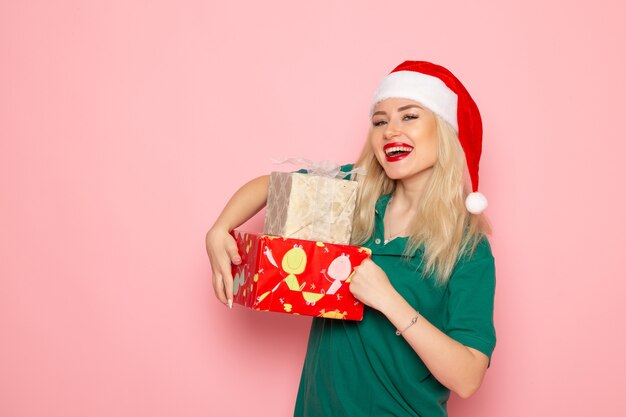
[206,227,241,308]
[349,258,399,313]
[204,175,270,308]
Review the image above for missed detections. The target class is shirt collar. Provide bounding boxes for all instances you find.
[374,193,392,218]
[370,193,411,256]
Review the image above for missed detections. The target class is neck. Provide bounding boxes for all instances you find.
[392,168,433,210]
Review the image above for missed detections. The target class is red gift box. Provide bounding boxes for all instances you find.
[230,230,372,320]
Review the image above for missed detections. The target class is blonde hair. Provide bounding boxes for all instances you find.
[351,114,491,285]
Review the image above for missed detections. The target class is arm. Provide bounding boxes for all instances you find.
[379,291,489,399]
[206,175,269,307]
[350,259,492,399]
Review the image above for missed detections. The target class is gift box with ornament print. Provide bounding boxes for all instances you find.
[263,172,358,245]
[231,230,371,320]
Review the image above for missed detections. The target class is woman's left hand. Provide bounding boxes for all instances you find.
[349,258,399,313]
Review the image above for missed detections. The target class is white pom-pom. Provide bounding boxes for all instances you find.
[465,192,488,214]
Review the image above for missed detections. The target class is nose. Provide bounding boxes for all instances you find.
[383,121,401,141]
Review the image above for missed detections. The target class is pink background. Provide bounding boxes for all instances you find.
[2,1,625,416]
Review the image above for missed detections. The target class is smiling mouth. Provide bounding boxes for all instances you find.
[383,143,414,161]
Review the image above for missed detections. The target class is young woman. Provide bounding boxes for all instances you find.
[206,61,496,417]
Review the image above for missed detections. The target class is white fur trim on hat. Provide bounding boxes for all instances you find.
[371,71,459,132]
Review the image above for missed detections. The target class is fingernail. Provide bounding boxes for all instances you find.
[233,258,241,264]
[227,299,233,309]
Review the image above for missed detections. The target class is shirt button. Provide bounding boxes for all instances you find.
[374,238,381,244]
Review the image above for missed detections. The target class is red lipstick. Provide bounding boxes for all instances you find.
[383,142,414,162]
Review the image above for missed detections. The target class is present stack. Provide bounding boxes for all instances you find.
[231,161,371,320]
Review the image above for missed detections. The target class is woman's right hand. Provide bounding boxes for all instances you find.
[204,175,270,308]
[206,226,242,308]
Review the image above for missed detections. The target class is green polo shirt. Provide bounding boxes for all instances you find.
[293,192,496,417]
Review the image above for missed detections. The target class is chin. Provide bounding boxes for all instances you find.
[383,163,434,183]
[381,166,407,180]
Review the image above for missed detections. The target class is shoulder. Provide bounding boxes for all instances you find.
[295,163,356,177]
[459,234,494,264]
[340,163,355,172]
[450,235,495,284]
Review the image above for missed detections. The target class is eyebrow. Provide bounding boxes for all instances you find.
[371,104,424,117]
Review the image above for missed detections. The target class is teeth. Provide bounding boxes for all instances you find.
[385,146,413,156]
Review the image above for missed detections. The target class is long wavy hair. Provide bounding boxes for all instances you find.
[351,114,491,285]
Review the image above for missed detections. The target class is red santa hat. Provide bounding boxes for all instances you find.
[371,61,488,214]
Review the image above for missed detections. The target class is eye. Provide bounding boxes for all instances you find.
[372,119,387,127]
[403,114,418,121]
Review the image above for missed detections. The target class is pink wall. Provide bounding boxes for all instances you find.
[2,1,625,416]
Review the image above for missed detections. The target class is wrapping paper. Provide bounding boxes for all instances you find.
[263,172,358,244]
[231,230,371,320]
